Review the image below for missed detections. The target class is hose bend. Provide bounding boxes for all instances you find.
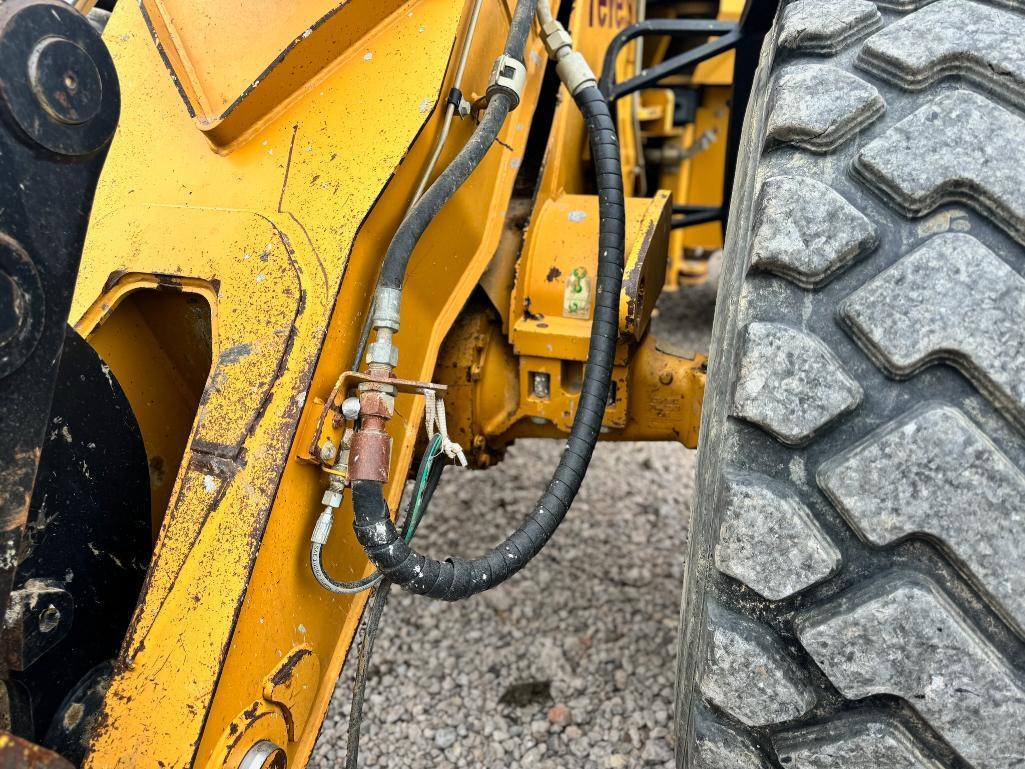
[353,84,626,601]
[376,0,537,295]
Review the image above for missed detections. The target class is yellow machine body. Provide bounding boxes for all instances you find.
[65,0,719,765]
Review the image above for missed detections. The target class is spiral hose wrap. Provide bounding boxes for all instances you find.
[352,85,625,601]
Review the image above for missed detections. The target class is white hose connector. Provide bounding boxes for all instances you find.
[556,52,598,95]
[486,54,528,110]
[540,19,572,59]
[536,7,598,95]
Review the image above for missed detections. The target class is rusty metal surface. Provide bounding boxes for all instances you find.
[0,732,72,769]
[347,427,392,484]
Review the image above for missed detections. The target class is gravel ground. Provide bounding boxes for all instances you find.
[311,260,719,769]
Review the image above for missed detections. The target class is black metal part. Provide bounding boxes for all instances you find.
[671,204,723,229]
[598,0,782,230]
[11,329,150,747]
[0,3,119,156]
[2,583,74,673]
[43,660,114,767]
[671,87,700,125]
[0,0,119,688]
[598,19,739,102]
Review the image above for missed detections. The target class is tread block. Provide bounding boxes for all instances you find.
[819,404,1025,629]
[797,572,1025,769]
[857,0,1025,106]
[732,322,863,445]
[751,175,878,288]
[773,713,946,769]
[854,90,1025,243]
[873,0,1025,12]
[716,471,841,600]
[700,601,816,727]
[767,64,885,152]
[693,705,769,769]
[779,0,883,55]
[840,233,1025,430]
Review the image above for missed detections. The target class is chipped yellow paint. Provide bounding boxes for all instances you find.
[509,191,671,362]
[68,0,701,763]
[72,1,551,767]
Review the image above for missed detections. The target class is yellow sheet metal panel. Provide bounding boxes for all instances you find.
[141,0,409,148]
[509,191,671,362]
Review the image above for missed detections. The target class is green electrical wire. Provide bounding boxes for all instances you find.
[404,432,445,542]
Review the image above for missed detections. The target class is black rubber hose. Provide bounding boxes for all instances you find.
[352,84,625,600]
[377,0,537,292]
[378,97,510,290]
[503,0,537,58]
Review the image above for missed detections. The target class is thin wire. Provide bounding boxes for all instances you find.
[344,579,392,769]
[342,434,446,766]
[409,0,487,205]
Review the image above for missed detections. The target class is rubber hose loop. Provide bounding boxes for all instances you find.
[351,83,625,600]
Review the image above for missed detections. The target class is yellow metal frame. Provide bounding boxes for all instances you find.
[640,0,744,289]
[73,1,547,765]
[64,0,708,766]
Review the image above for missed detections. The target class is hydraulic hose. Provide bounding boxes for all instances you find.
[309,0,531,596]
[377,97,512,291]
[377,0,537,293]
[352,83,626,600]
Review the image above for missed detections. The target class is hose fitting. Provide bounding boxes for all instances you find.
[347,385,394,483]
[537,13,597,95]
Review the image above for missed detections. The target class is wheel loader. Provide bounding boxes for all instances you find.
[0,0,1022,765]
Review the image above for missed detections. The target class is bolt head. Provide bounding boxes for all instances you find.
[341,396,361,421]
[28,37,102,125]
[38,604,60,634]
[530,372,551,400]
[319,438,337,463]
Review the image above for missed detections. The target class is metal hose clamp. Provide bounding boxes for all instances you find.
[484,54,527,110]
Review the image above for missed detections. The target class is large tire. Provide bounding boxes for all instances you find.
[676,1,1025,767]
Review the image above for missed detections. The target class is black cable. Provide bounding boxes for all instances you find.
[344,454,448,767]
[378,0,537,292]
[503,0,536,58]
[378,97,511,291]
[352,83,626,601]
[344,579,390,769]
